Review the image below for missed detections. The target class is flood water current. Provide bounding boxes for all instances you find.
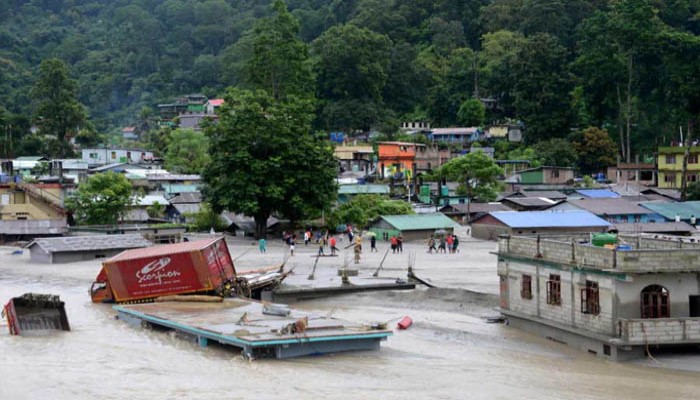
[2,240,700,400]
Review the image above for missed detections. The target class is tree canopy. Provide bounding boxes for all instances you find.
[65,172,136,225]
[164,128,210,174]
[203,89,337,238]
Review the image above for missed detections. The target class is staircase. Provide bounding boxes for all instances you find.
[15,182,66,215]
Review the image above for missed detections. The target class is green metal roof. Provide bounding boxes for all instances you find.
[338,184,390,195]
[640,201,700,220]
[379,213,457,231]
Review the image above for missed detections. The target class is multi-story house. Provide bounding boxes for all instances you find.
[498,234,700,361]
[657,145,700,188]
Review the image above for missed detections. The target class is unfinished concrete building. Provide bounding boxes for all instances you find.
[497,234,700,361]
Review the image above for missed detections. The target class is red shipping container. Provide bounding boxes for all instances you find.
[91,237,236,303]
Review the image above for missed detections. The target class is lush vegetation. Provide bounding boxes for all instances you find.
[65,172,136,225]
[329,194,415,230]
[2,0,700,164]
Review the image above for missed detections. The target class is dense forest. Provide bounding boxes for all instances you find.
[1,0,700,163]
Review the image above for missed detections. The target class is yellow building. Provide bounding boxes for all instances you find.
[657,146,700,188]
[0,183,65,221]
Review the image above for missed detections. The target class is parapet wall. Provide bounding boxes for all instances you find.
[498,235,700,272]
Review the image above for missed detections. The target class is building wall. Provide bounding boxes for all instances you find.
[616,273,700,318]
[28,247,52,263]
[471,223,607,241]
[657,146,700,188]
[501,259,617,336]
[81,149,154,165]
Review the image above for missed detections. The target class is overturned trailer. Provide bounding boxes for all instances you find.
[90,237,284,303]
[2,293,70,335]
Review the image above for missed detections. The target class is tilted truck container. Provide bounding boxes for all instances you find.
[90,237,238,303]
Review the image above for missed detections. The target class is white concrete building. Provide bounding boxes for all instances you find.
[498,234,700,361]
[81,148,155,166]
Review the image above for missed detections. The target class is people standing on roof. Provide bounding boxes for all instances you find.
[397,234,403,253]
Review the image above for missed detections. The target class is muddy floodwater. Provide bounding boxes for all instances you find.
[2,236,700,399]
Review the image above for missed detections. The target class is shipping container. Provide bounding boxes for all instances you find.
[90,237,237,303]
[2,293,70,335]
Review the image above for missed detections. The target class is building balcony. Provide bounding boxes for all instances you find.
[617,318,700,344]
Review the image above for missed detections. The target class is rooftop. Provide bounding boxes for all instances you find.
[575,189,621,198]
[502,197,559,207]
[26,234,152,253]
[566,198,655,215]
[378,213,457,231]
[484,210,611,228]
[338,184,390,195]
[640,201,700,220]
[440,202,512,214]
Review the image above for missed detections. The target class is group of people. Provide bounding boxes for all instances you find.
[427,234,459,254]
[389,235,404,253]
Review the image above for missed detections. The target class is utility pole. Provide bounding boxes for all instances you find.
[681,125,690,201]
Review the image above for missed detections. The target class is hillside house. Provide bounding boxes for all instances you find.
[82,148,155,166]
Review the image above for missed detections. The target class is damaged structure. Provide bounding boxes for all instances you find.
[497,234,700,361]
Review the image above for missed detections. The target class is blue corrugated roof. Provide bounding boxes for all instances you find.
[575,189,620,198]
[489,210,611,228]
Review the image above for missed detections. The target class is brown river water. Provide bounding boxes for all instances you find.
[1,239,700,399]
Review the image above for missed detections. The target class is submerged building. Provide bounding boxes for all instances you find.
[497,234,700,361]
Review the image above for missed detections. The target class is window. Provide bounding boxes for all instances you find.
[689,154,698,164]
[689,174,698,183]
[666,155,676,164]
[550,170,560,178]
[546,274,561,305]
[521,274,533,299]
[620,215,629,223]
[641,285,670,318]
[633,214,641,223]
[581,280,600,315]
[664,173,676,184]
[640,171,653,180]
[111,151,116,159]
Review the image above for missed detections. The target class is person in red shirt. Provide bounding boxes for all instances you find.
[390,236,398,253]
[446,234,454,254]
[329,236,337,255]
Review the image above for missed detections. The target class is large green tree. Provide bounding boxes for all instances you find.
[203,89,337,239]
[312,24,392,134]
[571,127,617,175]
[439,150,503,223]
[247,0,314,99]
[30,58,87,156]
[65,172,136,225]
[164,128,210,174]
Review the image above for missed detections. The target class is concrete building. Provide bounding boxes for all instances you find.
[427,127,482,143]
[439,202,512,223]
[471,210,610,240]
[82,148,155,166]
[26,234,152,264]
[369,213,457,242]
[334,145,374,174]
[607,155,656,186]
[505,166,575,191]
[657,145,700,189]
[497,234,700,360]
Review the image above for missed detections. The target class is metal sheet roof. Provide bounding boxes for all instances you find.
[27,234,152,253]
[639,201,700,220]
[440,203,512,214]
[565,198,654,215]
[338,184,390,195]
[575,189,620,198]
[379,213,457,231]
[502,197,559,207]
[612,222,694,234]
[487,210,611,228]
[508,190,567,200]
[168,192,202,204]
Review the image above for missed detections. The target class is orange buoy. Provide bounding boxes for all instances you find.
[397,316,413,330]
